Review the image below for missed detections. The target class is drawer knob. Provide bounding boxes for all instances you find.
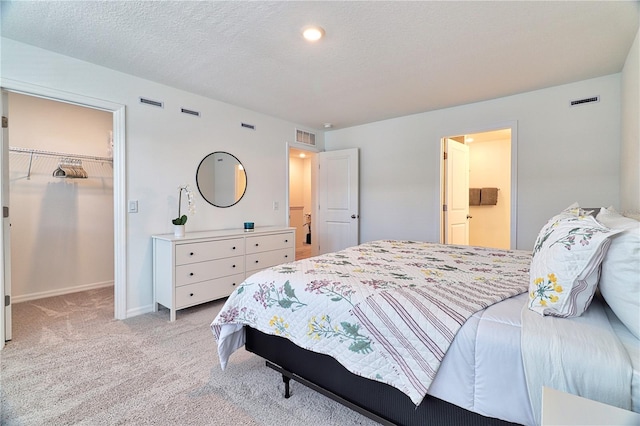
[285,255,288,258]
[189,293,194,297]
[190,252,194,256]
[232,264,236,268]
[232,246,236,250]
[285,239,288,242]
[255,243,259,247]
[255,260,259,263]
[189,272,194,276]
[232,283,236,286]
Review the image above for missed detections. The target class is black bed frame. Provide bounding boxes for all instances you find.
[245,326,520,426]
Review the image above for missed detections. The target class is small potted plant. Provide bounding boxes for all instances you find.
[172,184,195,237]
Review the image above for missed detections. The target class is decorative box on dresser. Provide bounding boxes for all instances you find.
[153,226,295,321]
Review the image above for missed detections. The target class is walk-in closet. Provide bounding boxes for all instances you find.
[7,92,114,305]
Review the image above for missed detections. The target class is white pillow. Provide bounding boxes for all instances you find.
[596,207,640,339]
[529,211,621,317]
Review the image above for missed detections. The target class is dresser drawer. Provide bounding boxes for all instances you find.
[246,233,294,254]
[176,255,244,286]
[175,273,244,309]
[176,238,244,265]
[246,247,294,274]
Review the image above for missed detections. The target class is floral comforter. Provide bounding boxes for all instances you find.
[211,240,530,405]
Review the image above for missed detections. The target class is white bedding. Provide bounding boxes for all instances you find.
[432,292,640,426]
[429,292,535,426]
[607,302,640,413]
[521,296,633,425]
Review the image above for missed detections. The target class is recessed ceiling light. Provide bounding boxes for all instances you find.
[302,26,325,42]
[323,123,333,129]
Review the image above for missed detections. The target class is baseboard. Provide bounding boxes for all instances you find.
[12,281,114,304]
[126,304,155,318]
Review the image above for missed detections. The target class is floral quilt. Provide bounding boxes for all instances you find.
[211,240,531,405]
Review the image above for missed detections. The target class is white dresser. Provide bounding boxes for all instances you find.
[153,226,295,321]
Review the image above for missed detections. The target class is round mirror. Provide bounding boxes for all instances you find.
[196,152,247,208]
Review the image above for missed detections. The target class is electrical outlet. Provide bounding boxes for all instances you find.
[273,201,279,211]
[128,200,138,213]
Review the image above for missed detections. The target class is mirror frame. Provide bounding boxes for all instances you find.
[196,151,247,208]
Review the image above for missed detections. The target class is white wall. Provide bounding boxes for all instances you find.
[1,38,324,316]
[289,156,305,247]
[289,155,312,247]
[621,27,640,214]
[325,74,622,250]
[8,93,114,301]
[303,157,312,214]
[468,138,511,249]
[289,156,306,207]
[289,155,312,211]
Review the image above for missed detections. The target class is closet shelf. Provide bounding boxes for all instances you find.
[9,146,113,162]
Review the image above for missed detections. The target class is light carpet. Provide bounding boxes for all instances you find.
[0,287,377,425]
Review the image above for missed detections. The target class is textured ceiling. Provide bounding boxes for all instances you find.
[1,1,638,130]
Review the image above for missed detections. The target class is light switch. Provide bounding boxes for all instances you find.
[128,200,138,213]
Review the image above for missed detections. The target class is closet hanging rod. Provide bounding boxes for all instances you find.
[9,146,113,162]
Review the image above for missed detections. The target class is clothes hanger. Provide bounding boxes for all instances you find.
[53,157,88,178]
[53,158,67,177]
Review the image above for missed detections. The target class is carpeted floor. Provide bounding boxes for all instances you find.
[0,287,377,425]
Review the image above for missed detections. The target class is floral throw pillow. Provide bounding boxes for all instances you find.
[528,212,621,317]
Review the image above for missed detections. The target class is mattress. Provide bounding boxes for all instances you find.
[428,292,535,426]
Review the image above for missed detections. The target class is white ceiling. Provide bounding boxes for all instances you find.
[1,1,638,131]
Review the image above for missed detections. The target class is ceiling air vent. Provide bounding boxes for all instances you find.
[295,128,316,146]
[570,96,599,107]
[139,97,164,108]
[180,108,200,117]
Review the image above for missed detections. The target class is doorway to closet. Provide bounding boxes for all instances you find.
[288,147,316,260]
[7,92,114,337]
[440,125,517,250]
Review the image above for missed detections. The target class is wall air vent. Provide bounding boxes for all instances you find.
[241,122,256,130]
[139,97,164,108]
[570,96,600,107]
[180,108,200,117]
[295,128,316,146]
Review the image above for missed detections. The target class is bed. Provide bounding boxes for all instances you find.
[211,205,640,425]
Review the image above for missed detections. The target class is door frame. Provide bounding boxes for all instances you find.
[1,90,8,348]
[439,121,518,249]
[0,79,127,328]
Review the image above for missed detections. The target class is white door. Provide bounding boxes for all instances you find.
[318,148,359,254]
[444,139,470,245]
[1,90,11,346]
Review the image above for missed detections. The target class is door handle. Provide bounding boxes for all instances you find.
[467,215,473,219]
[351,214,359,219]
